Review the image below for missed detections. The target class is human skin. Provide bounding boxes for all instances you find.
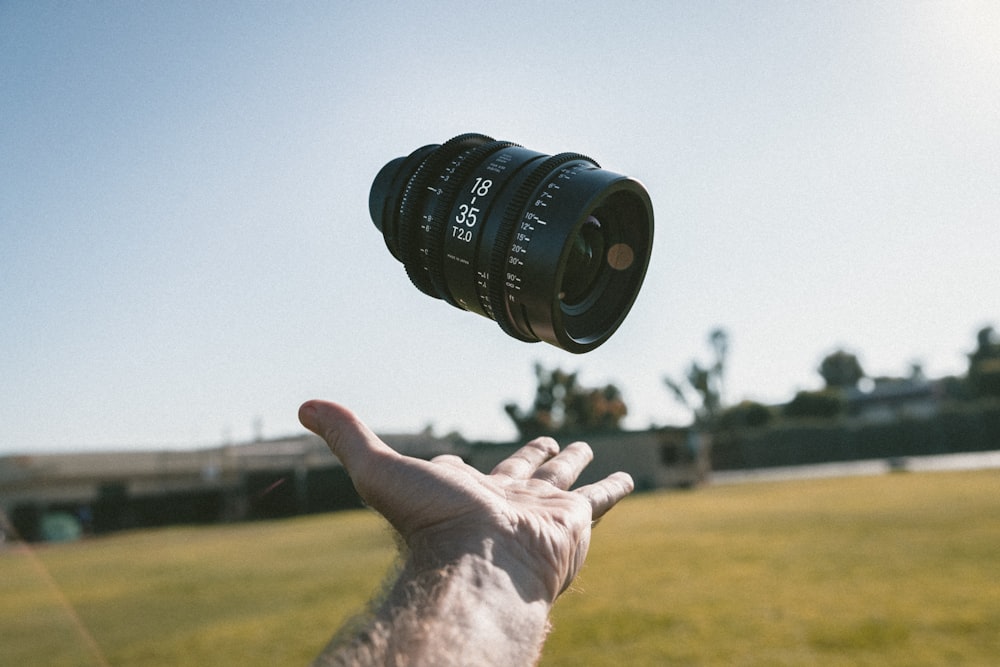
[298,400,634,667]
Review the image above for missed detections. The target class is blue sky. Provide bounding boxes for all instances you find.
[2,2,997,453]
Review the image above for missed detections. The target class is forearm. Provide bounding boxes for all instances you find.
[313,547,552,667]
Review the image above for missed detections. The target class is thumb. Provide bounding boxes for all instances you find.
[298,400,396,475]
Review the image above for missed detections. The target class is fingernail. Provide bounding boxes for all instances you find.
[299,402,319,431]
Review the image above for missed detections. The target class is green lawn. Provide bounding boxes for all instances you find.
[2,469,998,666]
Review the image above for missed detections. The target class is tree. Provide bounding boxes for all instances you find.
[664,328,729,426]
[968,325,1000,398]
[505,363,628,439]
[819,349,865,389]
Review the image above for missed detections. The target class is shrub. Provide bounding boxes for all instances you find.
[783,390,844,419]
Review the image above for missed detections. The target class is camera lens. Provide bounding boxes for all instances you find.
[368,133,653,353]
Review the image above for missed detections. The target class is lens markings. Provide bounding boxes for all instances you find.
[370,134,653,352]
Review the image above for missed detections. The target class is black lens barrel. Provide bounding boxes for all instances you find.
[369,133,653,353]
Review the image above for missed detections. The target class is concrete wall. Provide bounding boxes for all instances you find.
[466,428,708,492]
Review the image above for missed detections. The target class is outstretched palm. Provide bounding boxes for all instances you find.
[299,400,633,603]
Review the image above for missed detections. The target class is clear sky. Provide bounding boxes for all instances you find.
[2,2,998,453]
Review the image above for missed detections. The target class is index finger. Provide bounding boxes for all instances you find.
[490,437,560,479]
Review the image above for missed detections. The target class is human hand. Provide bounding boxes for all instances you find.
[298,399,634,604]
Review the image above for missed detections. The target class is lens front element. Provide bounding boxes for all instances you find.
[561,215,606,308]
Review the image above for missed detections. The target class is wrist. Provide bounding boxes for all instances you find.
[407,531,555,596]
[378,543,552,666]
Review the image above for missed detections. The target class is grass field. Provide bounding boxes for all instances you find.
[2,468,998,666]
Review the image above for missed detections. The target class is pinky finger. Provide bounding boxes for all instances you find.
[575,471,635,520]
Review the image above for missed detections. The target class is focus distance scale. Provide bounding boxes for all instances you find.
[369,133,654,353]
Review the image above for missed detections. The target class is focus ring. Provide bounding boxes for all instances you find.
[487,152,595,342]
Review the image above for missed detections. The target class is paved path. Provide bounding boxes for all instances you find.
[710,449,1000,485]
